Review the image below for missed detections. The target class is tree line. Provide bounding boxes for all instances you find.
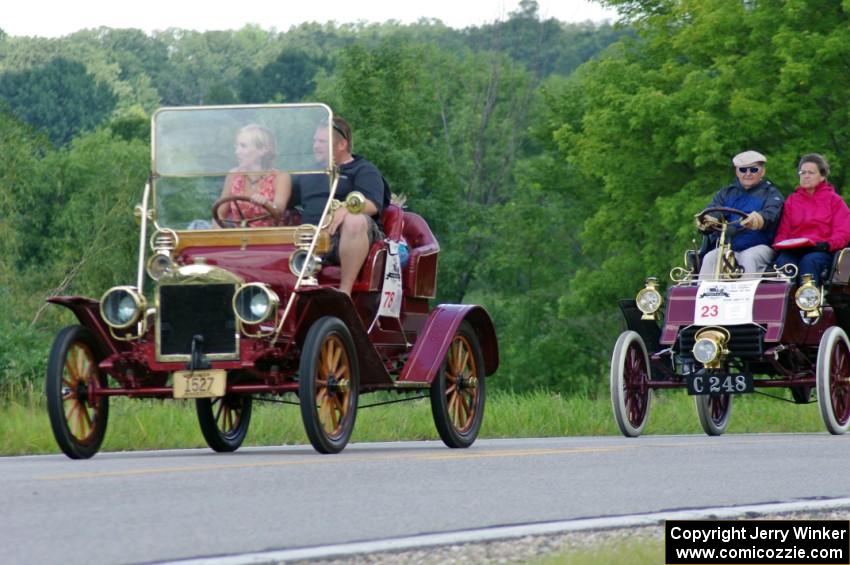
[2,0,847,395]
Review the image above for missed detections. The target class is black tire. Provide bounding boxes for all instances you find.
[196,393,253,452]
[430,321,486,448]
[46,325,109,459]
[299,316,359,454]
[695,393,732,436]
[816,326,850,435]
[609,331,651,437]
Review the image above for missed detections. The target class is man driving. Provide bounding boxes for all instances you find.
[697,150,784,277]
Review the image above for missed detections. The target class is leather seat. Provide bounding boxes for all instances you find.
[401,212,439,298]
[316,206,440,298]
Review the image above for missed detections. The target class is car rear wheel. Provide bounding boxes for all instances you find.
[695,393,732,436]
[46,326,109,459]
[299,316,359,454]
[610,331,651,437]
[816,326,850,435]
[430,321,486,448]
[196,392,253,452]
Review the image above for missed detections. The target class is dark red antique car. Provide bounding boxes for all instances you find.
[46,104,499,458]
[611,206,850,436]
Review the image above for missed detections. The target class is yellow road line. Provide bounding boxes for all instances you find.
[40,446,629,481]
[41,435,834,481]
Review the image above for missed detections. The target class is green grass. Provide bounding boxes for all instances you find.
[527,535,662,564]
[0,387,830,456]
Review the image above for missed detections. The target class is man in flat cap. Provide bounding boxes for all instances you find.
[696,150,784,277]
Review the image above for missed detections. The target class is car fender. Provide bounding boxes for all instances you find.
[618,299,661,353]
[47,296,122,358]
[294,287,393,387]
[398,304,499,385]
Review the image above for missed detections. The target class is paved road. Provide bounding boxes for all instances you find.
[4,434,850,564]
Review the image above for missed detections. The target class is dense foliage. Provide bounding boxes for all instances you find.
[3,0,849,395]
[554,0,850,373]
[0,58,117,144]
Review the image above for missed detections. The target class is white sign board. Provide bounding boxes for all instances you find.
[378,240,404,318]
[694,279,760,326]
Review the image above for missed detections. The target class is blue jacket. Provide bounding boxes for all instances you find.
[707,179,784,251]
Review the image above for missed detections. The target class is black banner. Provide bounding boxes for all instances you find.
[665,520,849,564]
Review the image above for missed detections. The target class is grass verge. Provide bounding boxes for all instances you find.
[0,387,829,456]
[528,536,662,565]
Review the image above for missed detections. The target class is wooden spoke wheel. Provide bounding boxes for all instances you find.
[299,316,359,454]
[695,392,732,436]
[46,326,109,459]
[430,321,486,448]
[610,331,651,437]
[196,392,253,452]
[817,326,850,435]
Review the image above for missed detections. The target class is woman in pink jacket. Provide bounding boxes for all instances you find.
[773,153,850,284]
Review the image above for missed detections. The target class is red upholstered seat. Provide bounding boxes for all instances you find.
[381,204,403,242]
[316,206,440,298]
[401,212,439,298]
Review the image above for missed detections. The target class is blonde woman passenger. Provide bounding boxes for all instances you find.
[219,124,291,227]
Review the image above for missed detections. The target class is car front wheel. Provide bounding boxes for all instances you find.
[816,326,850,435]
[46,325,109,459]
[695,392,732,436]
[299,316,359,454]
[196,392,253,452]
[610,331,651,437]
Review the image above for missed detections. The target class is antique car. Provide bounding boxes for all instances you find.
[610,206,850,436]
[46,103,499,459]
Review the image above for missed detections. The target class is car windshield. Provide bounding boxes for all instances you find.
[151,104,332,230]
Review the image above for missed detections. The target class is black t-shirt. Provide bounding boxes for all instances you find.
[292,155,390,225]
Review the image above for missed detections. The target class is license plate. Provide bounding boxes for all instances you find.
[686,373,753,395]
[172,369,227,398]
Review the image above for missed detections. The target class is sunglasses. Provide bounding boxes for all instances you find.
[737,166,761,174]
[332,122,349,141]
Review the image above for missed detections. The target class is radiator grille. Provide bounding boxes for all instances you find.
[677,324,764,359]
[158,283,238,358]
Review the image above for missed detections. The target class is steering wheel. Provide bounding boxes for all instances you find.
[696,206,749,233]
[212,196,282,228]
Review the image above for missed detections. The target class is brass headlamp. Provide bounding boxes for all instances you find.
[232,283,279,325]
[288,249,322,279]
[635,277,663,320]
[100,286,147,330]
[146,228,178,281]
[794,274,822,318]
[692,326,731,368]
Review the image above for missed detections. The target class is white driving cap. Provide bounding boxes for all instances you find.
[732,150,767,167]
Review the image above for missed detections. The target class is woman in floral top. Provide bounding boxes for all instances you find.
[218,124,291,227]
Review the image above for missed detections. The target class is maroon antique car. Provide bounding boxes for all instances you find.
[46,104,499,458]
[611,206,850,436]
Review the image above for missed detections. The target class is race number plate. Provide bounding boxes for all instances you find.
[378,240,403,319]
[694,279,760,326]
[686,373,753,396]
[172,369,226,398]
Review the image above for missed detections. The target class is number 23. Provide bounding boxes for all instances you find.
[701,305,719,317]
